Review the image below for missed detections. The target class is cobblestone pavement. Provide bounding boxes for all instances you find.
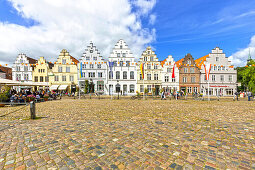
[0,99,254,169]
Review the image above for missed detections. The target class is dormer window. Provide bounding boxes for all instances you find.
[187,60,191,64]
[120,45,122,49]
[62,59,66,64]
[90,50,93,53]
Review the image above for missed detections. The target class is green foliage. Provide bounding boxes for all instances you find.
[0,86,10,102]
[144,88,148,94]
[237,59,255,93]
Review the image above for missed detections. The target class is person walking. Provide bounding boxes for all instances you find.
[234,91,239,101]
[248,91,252,101]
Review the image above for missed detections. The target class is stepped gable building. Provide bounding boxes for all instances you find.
[196,47,237,96]
[12,53,37,91]
[50,49,79,92]
[161,55,179,93]
[107,39,137,95]
[78,42,107,94]
[137,47,162,95]
[0,66,12,80]
[32,57,54,91]
[178,53,200,94]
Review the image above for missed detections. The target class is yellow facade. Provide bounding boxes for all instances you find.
[137,47,162,95]
[32,57,53,90]
[50,49,79,92]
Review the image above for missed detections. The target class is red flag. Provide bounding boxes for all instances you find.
[172,64,175,78]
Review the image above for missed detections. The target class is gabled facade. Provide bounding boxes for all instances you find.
[33,57,54,90]
[161,55,179,92]
[107,39,137,95]
[196,47,237,96]
[178,54,200,94]
[137,47,162,95]
[50,49,79,92]
[78,42,107,94]
[12,53,37,82]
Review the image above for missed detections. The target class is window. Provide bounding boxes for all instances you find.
[98,72,103,78]
[62,75,66,81]
[187,87,192,93]
[34,76,38,82]
[228,75,233,82]
[150,56,154,61]
[218,66,221,71]
[126,61,130,66]
[187,60,191,64]
[148,51,150,54]
[191,76,196,83]
[140,85,144,92]
[86,57,90,61]
[212,75,216,81]
[62,59,66,64]
[214,66,217,71]
[90,50,93,53]
[222,66,225,71]
[120,61,123,66]
[154,74,158,80]
[120,45,122,49]
[40,76,44,82]
[113,61,117,66]
[183,77,187,83]
[184,68,188,73]
[147,74,151,80]
[45,76,49,82]
[16,66,20,71]
[116,71,120,79]
[144,57,147,61]
[66,67,70,72]
[82,72,85,78]
[17,74,21,81]
[58,66,62,72]
[226,89,233,95]
[130,71,134,79]
[97,81,104,91]
[130,85,135,93]
[93,57,97,61]
[117,53,120,57]
[123,53,126,57]
[165,76,169,82]
[147,64,151,69]
[24,74,29,81]
[55,75,59,81]
[147,85,152,92]
[24,66,28,72]
[97,64,101,69]
[140,74,143,80]
[167,68,171,72]
[172,78,175,82]
[70,75,74,82]
[20,59,23,64]
[216,57,219,61]
[123,71,127,79]
[89,72,95,77]
[193,87,198,93]
[90,64,94,69]
[82,64,86,69]
[220,75,224,82]
[190,68,195,73]
[154,64,158,69]
[109,71,113,79]
[204,75,207,81]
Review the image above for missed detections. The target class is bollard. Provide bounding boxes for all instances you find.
[30,101,36,119]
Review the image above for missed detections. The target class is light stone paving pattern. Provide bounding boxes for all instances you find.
[0,99,254,170]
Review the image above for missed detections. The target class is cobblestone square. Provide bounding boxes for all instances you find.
[0,99,254,169]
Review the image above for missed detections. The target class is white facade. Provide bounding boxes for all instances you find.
[200,47,237,96]
[161,55,179,92]
[107,39,137,95]
[12,53,36,83]
[78,42,108,94]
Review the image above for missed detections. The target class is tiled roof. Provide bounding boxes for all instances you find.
[160,58,167,67]
[27,57,37,64]
[194,54,209,69]
[175,58,184,68]
[70,56,79,64]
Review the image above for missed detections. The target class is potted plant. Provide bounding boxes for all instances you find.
[43,94,49,101]
[27,95,35,102]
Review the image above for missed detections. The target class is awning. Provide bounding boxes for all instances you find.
[58,85,68,90]
[50,85,59,91]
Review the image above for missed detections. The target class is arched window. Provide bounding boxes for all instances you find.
[123,71,127,79]
[109,71,113,79]
[130,71,134,79]
[116,71,120,79]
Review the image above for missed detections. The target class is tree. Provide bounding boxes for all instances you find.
[237,59,255,93]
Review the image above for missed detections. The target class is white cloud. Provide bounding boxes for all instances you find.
[229,35,255,67]
[149,14,156,25]
[0,0,157,65]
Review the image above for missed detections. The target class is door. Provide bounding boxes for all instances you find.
[123,85,127,95]
[155,85,160,95]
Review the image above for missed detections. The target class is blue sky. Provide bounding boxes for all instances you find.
[0,0,255,66]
